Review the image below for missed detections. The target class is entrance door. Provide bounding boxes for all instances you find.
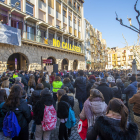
[62,59,68,70]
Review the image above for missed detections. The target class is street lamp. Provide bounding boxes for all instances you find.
[115,0,140,34]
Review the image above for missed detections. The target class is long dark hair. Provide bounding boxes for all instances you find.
[107,98,128,130]
[5,85,22,108]
[0,89,7,104]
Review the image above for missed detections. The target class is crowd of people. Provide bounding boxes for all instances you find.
[0,69,139,140]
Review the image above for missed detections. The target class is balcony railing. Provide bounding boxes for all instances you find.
[56,11,61,21]
[63,16,67,24]
[68,2,73,8]
[48,6,54,16]
[22,31,84,54]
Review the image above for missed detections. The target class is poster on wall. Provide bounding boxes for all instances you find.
[0,23,21,46]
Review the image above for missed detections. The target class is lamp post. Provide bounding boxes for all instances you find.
[115,0,140,34]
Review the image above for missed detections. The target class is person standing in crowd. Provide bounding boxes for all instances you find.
[33,88,56,140]
[129,83,140,140]
[41,76,50,90]
[34,72,39,85]
[15,77,24,91]
[28,75,36,95]
[91,77,101,89]
[13,71,18,79]
[80,89,107,127]
[87,98,138,140]
[61,78,75,93]
[25,71,29,83]
[124,76,137,122]
[74,70,87,112]
[50,72,55,92]
[45,72,49,83]
[1,80,10,97]
[52,76,63,108]
[69,75,74,86]
[57,89,69,140]
[20,71,28,91]
[28,83,44,139]
[0,89,7,139]
[2,85,31,140]
[86,75,96,98]
[96,78,113,105]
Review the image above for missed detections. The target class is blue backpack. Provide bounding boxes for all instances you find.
[65,107,76,129]
[3,111,21,138]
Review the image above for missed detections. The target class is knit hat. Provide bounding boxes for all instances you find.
[116,79,122,83]
[107,77,112,83]
[41,88,51,96]
[100,78,106,84]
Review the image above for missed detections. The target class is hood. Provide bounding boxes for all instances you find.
[89,101,107,115]
[64,82,72,88]
[116,82,124,88]
[60,94,69,103]
[131,81,137,87]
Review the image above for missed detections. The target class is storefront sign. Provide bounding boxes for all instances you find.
[0,23,21,46]
[53,39,81,53]
[43,59,52,64]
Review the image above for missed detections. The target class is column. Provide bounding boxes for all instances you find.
[35,23,38,41]
[54,0,56,26]
[56,59,62,70]
[69,60,73,70]
[61,2,63,29]
[68,37,69,45]
[55,31,57,39]
[72,11,73,35]
[35,0,38,18]
[23,20,26,38]
[67,7,69,32]
[81,3,84,40]
[22,0,26,13]
[73,39,74,46]
[77,15,78,37]
[46,0,48,23]
[47,28,49,38]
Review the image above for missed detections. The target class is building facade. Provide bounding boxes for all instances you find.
[107,46,134,69]
[0,0,85,73]
[84,18,108,70]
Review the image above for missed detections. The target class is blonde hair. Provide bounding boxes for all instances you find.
[57,89,66,102]
[2,80,9,88]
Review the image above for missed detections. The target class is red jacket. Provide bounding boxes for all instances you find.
[49,76,55,84]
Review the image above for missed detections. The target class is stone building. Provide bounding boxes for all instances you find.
[0,0,85,73]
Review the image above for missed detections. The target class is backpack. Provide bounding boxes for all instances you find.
[42,105,57,131]
[65,107,76,129]
[3,111,21,138]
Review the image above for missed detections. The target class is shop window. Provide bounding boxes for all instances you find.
[26,2,34,16]
[11,0,21,10]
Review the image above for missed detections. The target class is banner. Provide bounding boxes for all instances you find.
[43,59,52,64]
[46,65,53,75]
[0,23,21,46]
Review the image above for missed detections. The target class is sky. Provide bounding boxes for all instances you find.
[83,0,140,48]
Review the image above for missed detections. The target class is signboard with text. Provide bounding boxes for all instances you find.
[43,59,52,64]
[0,23,21,46]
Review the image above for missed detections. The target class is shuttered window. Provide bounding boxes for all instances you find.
[48,0,54,9]
[39,10,46,22]
[56,1,61,13]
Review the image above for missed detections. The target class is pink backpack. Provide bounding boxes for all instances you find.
[41,105,57,131]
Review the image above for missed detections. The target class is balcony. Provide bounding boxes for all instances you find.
[63,16,67,24]
[48,6,54,17]
[39,0,46,12]
[68,2,73,8]
[78,26,81,32]
[56,11,61,21]
[74,24,77,30]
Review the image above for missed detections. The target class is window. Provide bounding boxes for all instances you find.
[37,29,46,43]
[27,25,35,41]
[63,10,66,17]
[0,0,5,2]
[11,0,21,10]
[26,2,34,16]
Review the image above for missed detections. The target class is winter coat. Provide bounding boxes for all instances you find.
[14,81,24,91]
[67,93,74,108]
[35,75,39,85]
[87,116,138,140]
[28,90,42,107]
[0,102,5,131]
[124,81,130,88]
[25,74,29,82]
[91,82,100,89]
[52,81,63,93]
[42,81,50,89]
[57,94,70,119]
[115,82,125,99]
[33,94,54,125]
[86,79,95,97]
[61,82,75,93]
[49,76,55,84]
[2,99,31,129]
[96,83,113,105]
[74,76,87,100]
[79,98,107,127]
[124,81,137,100]
[20,74,28,86]
[112,86,118,97]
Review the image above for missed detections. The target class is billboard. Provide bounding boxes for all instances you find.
[0,23,21,46]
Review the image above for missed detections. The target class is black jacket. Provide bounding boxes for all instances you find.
[33,94,54,125]
[86,79,95,97]
[87,116,138,140]
[57,94,70,119]
[20,74,28,86]
[74,76,87,100]
[28,90,42,107]
[2,99,31,129]
[42,81,50,89]
[96,83,113,104]
[61,82,75,93]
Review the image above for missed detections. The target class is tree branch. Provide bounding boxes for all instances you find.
[134,0,140,27]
